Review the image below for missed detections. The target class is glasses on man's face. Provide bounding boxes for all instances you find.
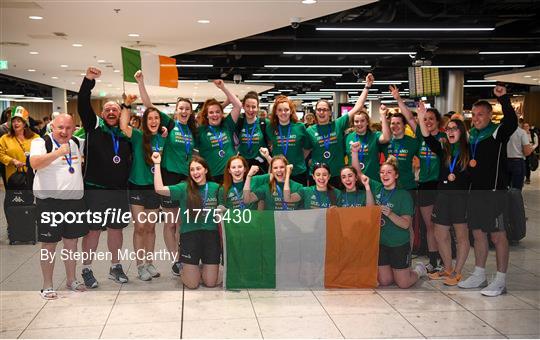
[445,126,459,132]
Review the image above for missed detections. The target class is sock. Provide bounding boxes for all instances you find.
[495,271,506,283]
[82,264,92,271]
[428,251,439,267]
[473,266,486,276]
[111,263,121,270]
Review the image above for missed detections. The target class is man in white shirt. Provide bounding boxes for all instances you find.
[30,113,87,300]
[506,120,534,189]
[523,122,538,184]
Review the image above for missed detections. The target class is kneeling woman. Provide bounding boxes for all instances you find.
[367,156,427,288]
[153,154,221,289]
[218,155,255,210]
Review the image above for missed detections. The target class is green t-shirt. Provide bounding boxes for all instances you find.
[169,181,220,233]
[307,115,349,177]
[416,126,445,183]
[337,190,367,207]
[196,114,237,177]
[345,130,385,181]
[266,122,310,176]
[371,181,413,247]
[218,181,256,210]
[298,186,340,209]
[163,120,196,176]
[383,135,420,190]
[237,118,269,160]
[128,129,165,185]
[253,178,303,210]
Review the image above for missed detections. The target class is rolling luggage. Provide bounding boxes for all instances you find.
[6,204,37,245]
[504,188,526,242]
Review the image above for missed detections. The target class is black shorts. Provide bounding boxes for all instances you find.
[128,182,161,210]
[378,242,411,270]
[432,192,468,226]
[179,230,221,265]
[467,190,506,233]
[84,188,130,230]
[37,198,89,243]
[417,181,438,207]
[291,172,308,186]
[246,157,268,174]
[160,168,186,208]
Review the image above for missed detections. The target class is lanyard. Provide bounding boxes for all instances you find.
[111,130,120,156]
[275,184,288,210]
[175,121,191,156]
[245,119,259,151]
[51,136,73,173]
[317,124,331,152]
[378,187,396,206]
[355,133,368,162]
[278,124,291,156]
[424,143,432,169]
[449,148,460,174]
[208,126,224,153]
[153,134,162,152]
[391,139,403,158]
[201,183,209,209]
[232,185,246,210]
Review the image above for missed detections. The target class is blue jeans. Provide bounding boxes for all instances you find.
[506,158,525,190]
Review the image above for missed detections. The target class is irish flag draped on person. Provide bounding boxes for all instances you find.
[121,47,178,88]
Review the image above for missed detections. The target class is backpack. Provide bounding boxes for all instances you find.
[26,135,81,189]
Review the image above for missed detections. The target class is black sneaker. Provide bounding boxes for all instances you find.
[109,264,129,283]
[171,261,182,276]
[82,268,98,288]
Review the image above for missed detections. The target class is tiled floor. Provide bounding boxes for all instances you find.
[0,174,539,339]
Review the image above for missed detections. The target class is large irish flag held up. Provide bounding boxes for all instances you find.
[223,207,381,289]
[121,47,178,88]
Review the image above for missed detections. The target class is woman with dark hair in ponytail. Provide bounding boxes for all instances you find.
[120,103,166,281]
[153,154,221,289]
[417,102,471,286]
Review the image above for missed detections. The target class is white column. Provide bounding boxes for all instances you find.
[52,87,67,113]
[333,91,348,118]
[369,99,381,121]
[435,70,464,114]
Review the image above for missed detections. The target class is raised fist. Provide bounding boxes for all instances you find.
[365,73,374,87]
[350,141,361,153]
[57,143,71,156]
[493,85,507,97]
[379,104,389,115]
[213,79,225,89]
[286,164,294,174]
[259,147,269,158]
[151,152,161,164]
[248,165,259,177]
[160,126,168,138]
[134,70,144,83]
[416,100,426,116]
[360,174,370,187]
[124,94,137,106]
[86,67,101,80]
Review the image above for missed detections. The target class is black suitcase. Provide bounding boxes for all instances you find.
[504,188,526,242]
[6,205,37,245]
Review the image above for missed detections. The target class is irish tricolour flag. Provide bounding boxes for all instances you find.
[223,207,381,289]
[121,47,178,88]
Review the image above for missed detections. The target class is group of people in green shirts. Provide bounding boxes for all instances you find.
[118,70,516,296]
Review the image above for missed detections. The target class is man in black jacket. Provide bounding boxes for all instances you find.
[78,67,133,288]
[458,85,518,296]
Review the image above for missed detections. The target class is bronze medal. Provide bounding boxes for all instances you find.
[447,173,456,182]
[469,159,477,168]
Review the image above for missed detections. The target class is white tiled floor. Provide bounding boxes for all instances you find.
[0,174,539,339]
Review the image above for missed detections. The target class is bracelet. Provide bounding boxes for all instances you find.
[364,85,371,90]
[120,103,130,109]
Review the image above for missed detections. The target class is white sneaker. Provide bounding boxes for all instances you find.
[413,262,427,278]
[146,263,160,278]
[481,280,507,297]
[137,265,152,281]
[458,274,488,289]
